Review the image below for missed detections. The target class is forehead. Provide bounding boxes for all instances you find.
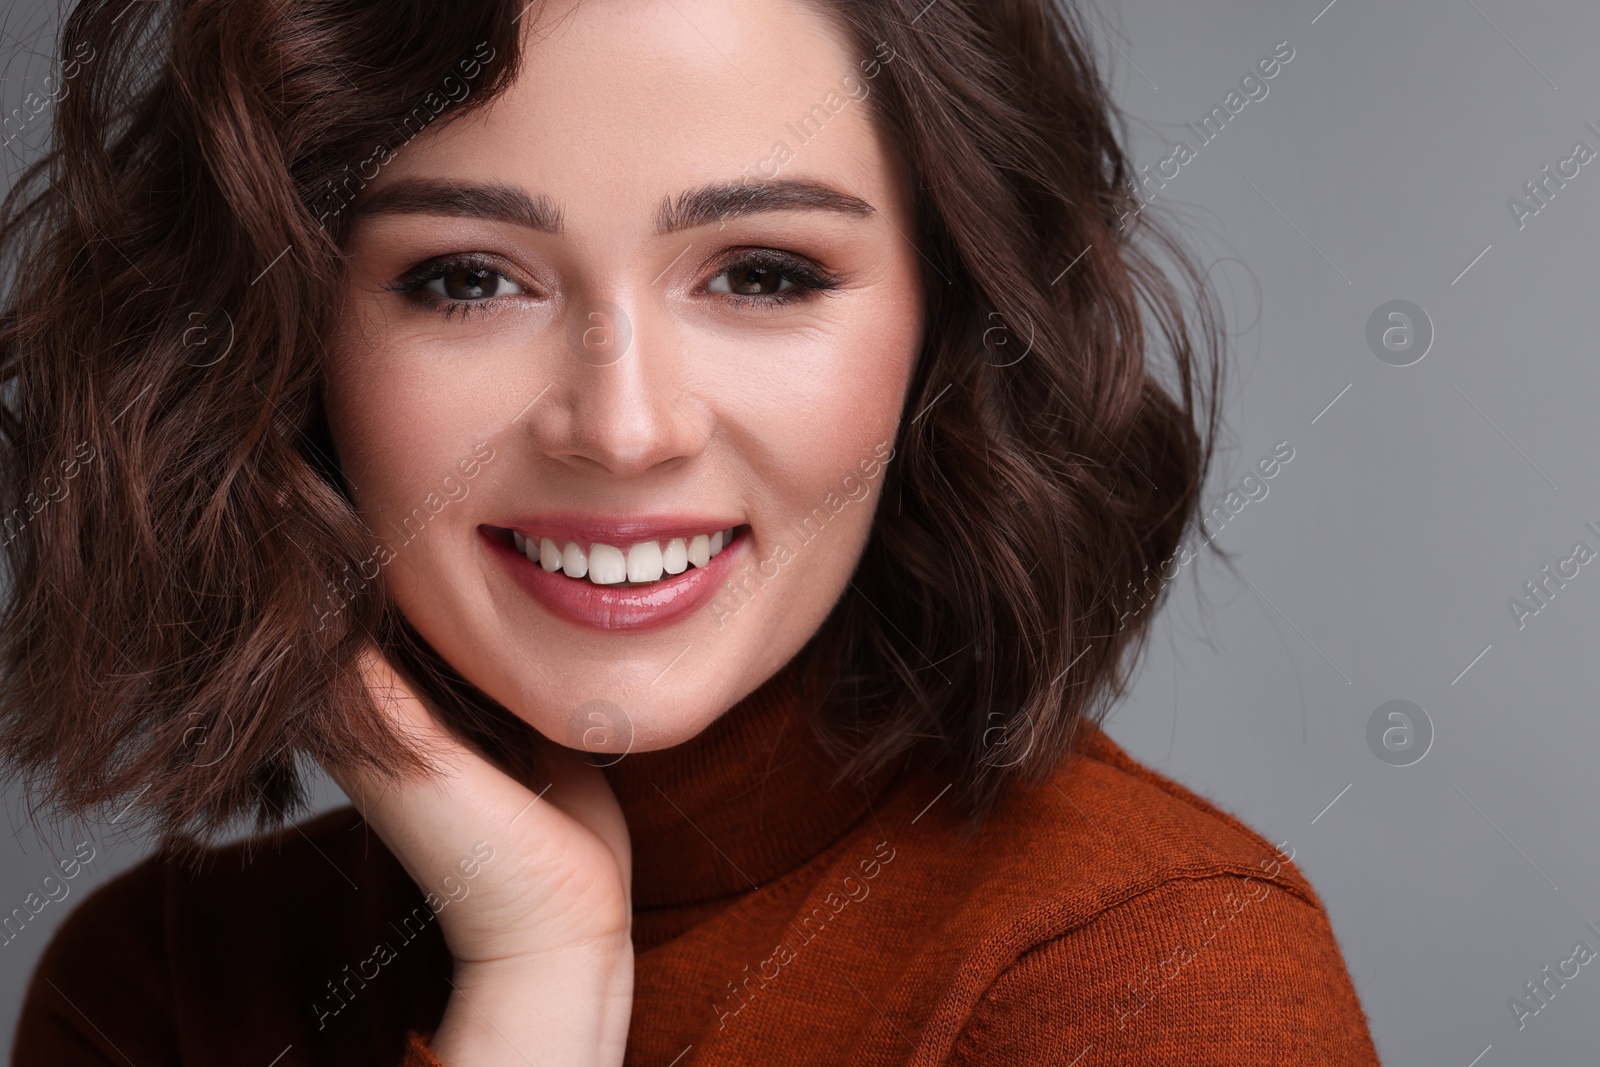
[373,0,890,225]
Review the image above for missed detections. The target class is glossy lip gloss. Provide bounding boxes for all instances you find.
[481,522,747,632]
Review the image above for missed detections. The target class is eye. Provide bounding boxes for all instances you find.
[382,254,527,321]
[704,249,841,308]
[427,263,521,301]
[709,263,795,297]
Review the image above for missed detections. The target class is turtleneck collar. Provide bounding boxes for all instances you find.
[602,656,903,909]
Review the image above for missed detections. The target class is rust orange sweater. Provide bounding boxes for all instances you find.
[13,659,1381,1065]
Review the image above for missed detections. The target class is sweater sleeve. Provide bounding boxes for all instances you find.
[945,873,1381,1066]
[402,1030,447,1066]
[10,859,182,1066]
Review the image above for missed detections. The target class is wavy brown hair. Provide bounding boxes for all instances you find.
[0,0,1222,843]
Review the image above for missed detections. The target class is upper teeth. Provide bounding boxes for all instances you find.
[511,528,736,586]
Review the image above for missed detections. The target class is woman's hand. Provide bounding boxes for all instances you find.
[321,645,634,1067]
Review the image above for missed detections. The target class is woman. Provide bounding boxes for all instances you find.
[1,0,1380,1063]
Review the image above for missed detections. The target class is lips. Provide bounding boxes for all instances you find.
[483,521,749,632]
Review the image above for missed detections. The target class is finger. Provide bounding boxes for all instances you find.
[326,649,546,878]
[326,647,629,908]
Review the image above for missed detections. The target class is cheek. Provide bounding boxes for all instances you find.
[743,268,923,471]
[322,311,486,521]
[747,339,909,465]
[323,309,408,508]
[729,283,921,585]
[317,383,530,731]
[318,311,505,632]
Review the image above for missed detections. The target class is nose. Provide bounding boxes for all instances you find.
[526,295,711,479]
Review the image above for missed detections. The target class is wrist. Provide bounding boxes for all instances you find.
[430,945,634,1067]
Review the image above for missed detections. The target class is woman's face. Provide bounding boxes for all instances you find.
[324,0,923,753]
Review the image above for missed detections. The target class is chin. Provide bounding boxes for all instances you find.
[386,528,838,760]
[469,636,777,759]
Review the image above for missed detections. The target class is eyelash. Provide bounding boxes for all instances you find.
[707,248,843,311]
[382,249,843,322]
[382,255,510,322]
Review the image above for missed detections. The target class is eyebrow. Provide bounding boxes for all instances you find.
[350,177,875,236]
[654,179,875,234]
[353,179,565,233]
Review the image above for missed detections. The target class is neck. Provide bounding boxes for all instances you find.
[601,655,903,909]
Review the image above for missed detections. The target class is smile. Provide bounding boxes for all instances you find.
[510,527,738,588]
[483,523,750,632]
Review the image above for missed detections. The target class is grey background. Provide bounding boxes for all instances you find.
[3,0,1599,1062]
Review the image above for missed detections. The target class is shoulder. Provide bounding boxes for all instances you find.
[14,807,441,1065]
[888,723,1379,1063]
[895,720,1316,932]
[945,875,1380,1065]
[11,840,177,1065]
[35,805,413,945]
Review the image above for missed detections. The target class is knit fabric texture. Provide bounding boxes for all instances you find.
[14,659,1381,1065]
